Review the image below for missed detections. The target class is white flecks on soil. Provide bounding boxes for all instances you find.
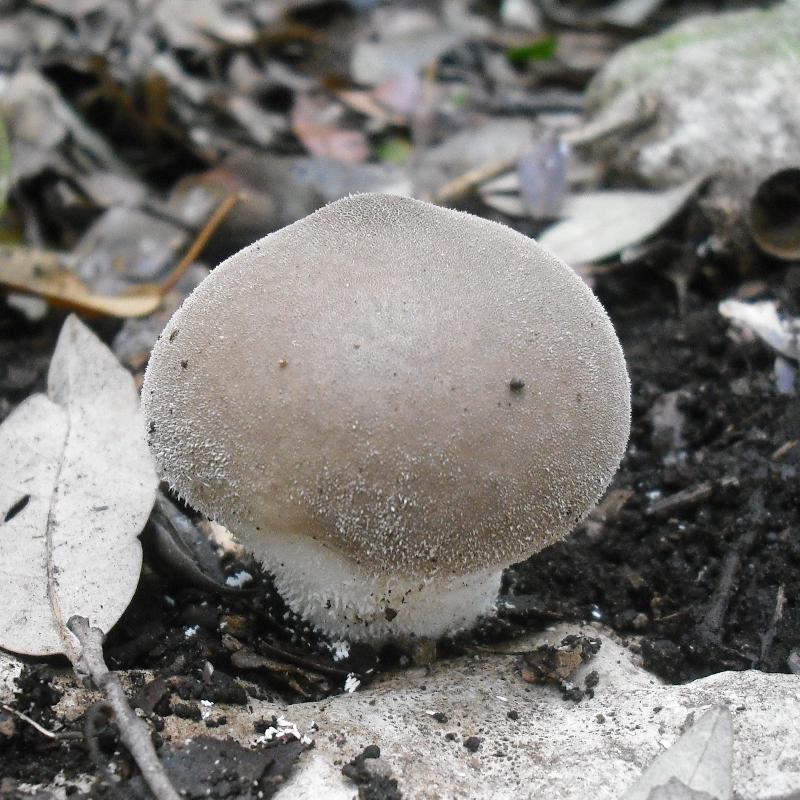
[225,570,253,588]
[329,640,351,662]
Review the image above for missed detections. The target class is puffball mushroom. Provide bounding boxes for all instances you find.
[142,193,630,641]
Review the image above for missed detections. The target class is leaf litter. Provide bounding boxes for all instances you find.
[0,314,157,657]
[1,0,800,796]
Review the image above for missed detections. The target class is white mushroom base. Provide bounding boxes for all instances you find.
[246,531,503,641]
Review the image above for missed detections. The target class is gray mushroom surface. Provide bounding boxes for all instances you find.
[142,193,630,640]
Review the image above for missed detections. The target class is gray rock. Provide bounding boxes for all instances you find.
[230,624,798,800]
[580,2,800,187]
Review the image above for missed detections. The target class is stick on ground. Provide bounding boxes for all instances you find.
[67,616,181,800]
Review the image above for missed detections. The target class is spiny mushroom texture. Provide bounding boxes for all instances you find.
[143,193,630,640]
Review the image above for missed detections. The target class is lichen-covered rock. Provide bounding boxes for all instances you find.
[582,1,800,186]
[154,624,798,800]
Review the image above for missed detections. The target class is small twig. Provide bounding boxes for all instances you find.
[697,526,758,647]
[84,701,120,790]
[645,476,739,518]
[67,616,181,800]
[771,439,799,461]
[0,701,81,741]
[159,191,239,295]
[435,158,518,205]
[45,428,81,668]
[759,584,787,667]
[496,595,568,622]
[257,639,352,680]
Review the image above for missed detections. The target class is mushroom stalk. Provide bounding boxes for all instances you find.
[250,529,503,640]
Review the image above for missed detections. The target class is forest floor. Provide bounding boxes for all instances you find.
[0,0,797,797]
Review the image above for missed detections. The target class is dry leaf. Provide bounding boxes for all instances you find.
[350,29,461,86]
[538,178,703,265]
[291,95,369,165]
[153,0,254,52]
[0,246,163,317]
[622,707,733,800]
[73,207,188,291]
[719,299,800,361]
[647,778,717,800]
[0,315,157,657]
[603,0,665,27]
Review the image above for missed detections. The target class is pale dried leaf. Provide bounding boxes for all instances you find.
[30,0,107,15]
[603,0,665,27]
[419,119,535,197]
[154,0,254,51]
[538,177,703,265]
[480,190,529,217]
[501,0,542,31]
[74,207,187,290]
[719,299,800,361]
[350,30,461,85]
[1,70,132,186]
[0,315,157,656]
[226,96,281,147]
[75,170,148,210]
[647,778,716,800]
[622,707,733,800]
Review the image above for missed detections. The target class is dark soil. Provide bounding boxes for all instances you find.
[505,262,800,682]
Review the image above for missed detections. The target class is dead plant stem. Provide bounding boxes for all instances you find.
[67,616,181,800]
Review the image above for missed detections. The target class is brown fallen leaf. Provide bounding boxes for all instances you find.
[0,246,163,317]
[0,193,237,318]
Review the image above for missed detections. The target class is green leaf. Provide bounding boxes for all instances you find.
[506,35,558,65]
[377,135,413,165]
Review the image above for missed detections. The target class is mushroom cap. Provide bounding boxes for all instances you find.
[142,193,630,577]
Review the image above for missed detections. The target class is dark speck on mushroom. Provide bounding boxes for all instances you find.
[509,378,525,392]
[463,736,482,752]
[180,359,188,369]
[169,329,179,342]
